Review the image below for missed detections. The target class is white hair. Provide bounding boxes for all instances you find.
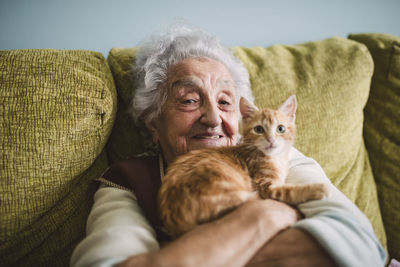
[131,24,253,143]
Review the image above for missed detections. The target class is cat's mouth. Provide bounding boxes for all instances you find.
[267,143,275,149]
[258,142,277,154]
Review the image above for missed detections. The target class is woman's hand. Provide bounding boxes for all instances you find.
[246,228,337,267]
[118,198,299,267]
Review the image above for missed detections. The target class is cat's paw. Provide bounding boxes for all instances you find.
[257,188,269,199]
[253,178,275,199]
[312,183,332,200]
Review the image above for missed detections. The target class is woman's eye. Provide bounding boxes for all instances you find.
[182,99,197,104]
[277,125,286,133]
[219,100,231,105]
[253,125,265,134]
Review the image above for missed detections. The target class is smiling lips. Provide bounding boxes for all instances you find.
[193,132,224,139]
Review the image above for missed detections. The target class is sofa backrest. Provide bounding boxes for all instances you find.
[106,36,387,252]
[349,33,400,261]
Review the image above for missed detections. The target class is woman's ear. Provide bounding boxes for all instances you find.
[145,119,159,144]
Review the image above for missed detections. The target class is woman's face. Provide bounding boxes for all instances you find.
[153,57,239,164]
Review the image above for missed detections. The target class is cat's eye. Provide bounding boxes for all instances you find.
[253,125,265,134]
[277,125,286,133]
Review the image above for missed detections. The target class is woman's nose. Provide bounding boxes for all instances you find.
[200,103,222,127]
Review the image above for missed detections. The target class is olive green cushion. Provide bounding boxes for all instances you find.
[349,33,400,260]
[106,37,386,248]
[0,49,116,266]
[106,48,146,162]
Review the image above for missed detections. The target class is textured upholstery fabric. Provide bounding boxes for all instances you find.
[106,48,146,163]
[0,49,117,266]
[349,33,400,260]
[107,37,386,248]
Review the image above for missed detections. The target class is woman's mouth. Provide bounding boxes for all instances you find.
[193,134,222,139]
[190,132,227,148]
[192,131,224,139]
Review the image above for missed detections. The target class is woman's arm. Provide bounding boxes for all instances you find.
[71,185,298,267]
[245,147,386,267]
[72,148,385,267]
[119,197,298,267]
[252,148,386,267]
[246,228,336,267]
[70,186,160,267]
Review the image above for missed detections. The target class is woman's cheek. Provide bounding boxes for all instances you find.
[223,113,239,137]
[177,135,187,150]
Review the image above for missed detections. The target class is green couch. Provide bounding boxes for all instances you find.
[0,33,399,266]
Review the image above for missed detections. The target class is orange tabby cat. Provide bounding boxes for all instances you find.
[158,95,330,238]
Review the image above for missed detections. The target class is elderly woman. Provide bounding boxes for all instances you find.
[71,26,386,267]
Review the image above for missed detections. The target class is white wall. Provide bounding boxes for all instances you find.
[1,0,399,56]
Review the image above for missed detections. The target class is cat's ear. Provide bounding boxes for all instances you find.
[279,95,297,122]
[240,97,258,122]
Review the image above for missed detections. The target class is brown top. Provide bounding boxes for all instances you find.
[100,156,171,242]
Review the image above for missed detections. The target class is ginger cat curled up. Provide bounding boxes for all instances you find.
[158,95,330,238]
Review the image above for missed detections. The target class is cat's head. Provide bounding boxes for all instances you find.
[239,95,297,156]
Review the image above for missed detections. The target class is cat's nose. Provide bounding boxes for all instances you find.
[267,137,275,145]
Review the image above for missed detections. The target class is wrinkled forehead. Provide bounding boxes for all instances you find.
[167,57,236,90]
[170,78,236,97]
[170,57,232,76]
